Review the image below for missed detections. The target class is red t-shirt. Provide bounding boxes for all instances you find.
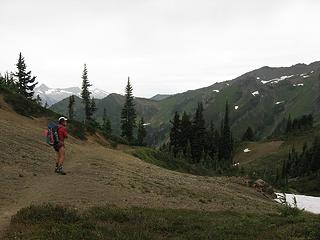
[58,124,68,143]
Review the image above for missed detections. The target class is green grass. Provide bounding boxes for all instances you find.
[4,203,320,240]
[129,147,218,176]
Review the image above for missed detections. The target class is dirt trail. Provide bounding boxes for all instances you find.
[0,106,277,236]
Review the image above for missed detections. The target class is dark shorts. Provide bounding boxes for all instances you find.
[53,143,65,152]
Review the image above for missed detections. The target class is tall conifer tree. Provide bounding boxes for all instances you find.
[120,77,136,142]
[13,52,37,99]
[190,102,206,163]
[207,121,218,163]
[90,97,97,118]
[137,117,147,146]
[170,111,181,158]
[219,101,233,166]
[68,95,75,120]
[102,108,112,136]
[81,64,92,121]
[180,111,192,156]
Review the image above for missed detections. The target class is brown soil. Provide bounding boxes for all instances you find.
[0,102,277,235]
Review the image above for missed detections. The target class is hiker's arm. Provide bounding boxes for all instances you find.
[64,128,68,138]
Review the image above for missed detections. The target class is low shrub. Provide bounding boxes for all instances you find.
[11,203,80,224]
[4,92,53,118]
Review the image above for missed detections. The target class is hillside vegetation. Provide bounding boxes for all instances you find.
[234,125,320,196]
[4,204,320,240]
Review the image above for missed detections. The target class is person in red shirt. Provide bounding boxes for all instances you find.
[54,117,68,175]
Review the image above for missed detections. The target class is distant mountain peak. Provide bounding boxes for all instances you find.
[36,83,50,92]
[34,83,109,106]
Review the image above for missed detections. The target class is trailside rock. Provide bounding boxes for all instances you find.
[253,179,276,198]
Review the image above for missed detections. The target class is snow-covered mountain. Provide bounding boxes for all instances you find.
[34,84,109,106]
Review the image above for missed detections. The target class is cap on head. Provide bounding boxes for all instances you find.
[58,116,68,124]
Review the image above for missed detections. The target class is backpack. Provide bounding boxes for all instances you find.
[46,122,60,146]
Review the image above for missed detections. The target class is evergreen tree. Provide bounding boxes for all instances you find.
[180,111,192,156]
[120,77,137,142]
[5,72,16,90]
[0,73,4,86]
[281,157,289,186]
[170,111,181,158]
[13,53,37,99]
[90,97,97,118]
[311,136,320,172]
[137,117,147,146]
[102,108,112,136]
[68,95,75,120]
[35,94,42,105]
[242,126,254,141]
[81,64,92,121]
[219,101,233,167]
[44,101,48,109]
[207,121,219,165]
[190,102,206,163]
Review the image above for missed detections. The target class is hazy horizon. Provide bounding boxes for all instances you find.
[1,0,320,98]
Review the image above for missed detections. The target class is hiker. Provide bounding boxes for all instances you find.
[54,116,68,175]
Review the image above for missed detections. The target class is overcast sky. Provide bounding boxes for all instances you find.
[1,0,320,97]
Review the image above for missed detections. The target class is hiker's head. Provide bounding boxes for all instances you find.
[58,117,68,126]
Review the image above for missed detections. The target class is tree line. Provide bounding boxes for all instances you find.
[279,138,320,187]
[286,114,313,133]
[72,66,147,145]
[167,101,234,169]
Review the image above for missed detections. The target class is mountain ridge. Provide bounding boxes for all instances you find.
[50,61,320,145]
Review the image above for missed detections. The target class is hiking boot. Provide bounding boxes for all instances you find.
[54,164,59,173]
[57,166,66,175]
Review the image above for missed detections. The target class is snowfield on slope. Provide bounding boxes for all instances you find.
[275,193,320,214]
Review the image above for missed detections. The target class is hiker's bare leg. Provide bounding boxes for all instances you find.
[56,151,59,165]
[58,146,65,166]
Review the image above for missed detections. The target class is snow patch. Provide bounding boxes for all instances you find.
[293,83,304,87]
[275,101,284,105]
[143,123,151,126]
[243,148,251,153]
[261,75,294,85]
[234,105,239,110]
[275,193,320,214]
[256,77,260,80]
[212,90,220,93]
[252,91,259,96]
[232,162,240,167]
[300,73,310,78]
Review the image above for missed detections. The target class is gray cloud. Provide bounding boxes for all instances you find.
[1,0,320,97]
